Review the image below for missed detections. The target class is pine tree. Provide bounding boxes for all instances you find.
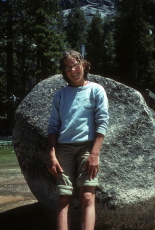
[115,0,155,91]
[102,16,116,76]
[0,0,15,129]
[12,0,67,94]
[86,12,104,75]
[0,0,8,117]
[65,0,87,52]
[0,0,67,132]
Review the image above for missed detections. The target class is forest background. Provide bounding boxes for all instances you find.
[0,0,155,135]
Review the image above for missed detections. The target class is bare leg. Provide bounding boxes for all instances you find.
[57,195,72,230]
[80,186,96,230]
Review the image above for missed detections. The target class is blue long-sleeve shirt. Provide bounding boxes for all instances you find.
[48,82,109,143]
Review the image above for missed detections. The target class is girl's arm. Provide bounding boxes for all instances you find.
[48,133,63,177]
[84,133,104,179]
[85,85,109,179]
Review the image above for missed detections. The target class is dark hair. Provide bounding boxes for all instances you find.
[59,50,90,84]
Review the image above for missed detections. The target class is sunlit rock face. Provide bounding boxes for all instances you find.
[13,74,155,230]
[61,0,118,20]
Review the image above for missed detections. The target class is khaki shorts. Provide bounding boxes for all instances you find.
[56,141,99,196]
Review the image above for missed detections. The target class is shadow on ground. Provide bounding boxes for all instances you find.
[0,202,57,230]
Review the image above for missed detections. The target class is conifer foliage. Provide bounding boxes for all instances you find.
[65,0,87,52]
[1,0,66,100]
[115,0,155,91]
[86,13,115,76]
[0,0,66,131]
[86,12,104,74]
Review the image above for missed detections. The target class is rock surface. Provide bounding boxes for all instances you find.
[61,0,118,20]
[13,74,155,230]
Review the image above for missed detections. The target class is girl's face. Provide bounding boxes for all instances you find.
[63,56,85,87]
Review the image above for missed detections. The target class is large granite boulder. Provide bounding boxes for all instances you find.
[13,74,155,230]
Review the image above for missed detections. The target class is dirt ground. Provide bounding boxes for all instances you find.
[0,167,37,212]
[0,167,57,230]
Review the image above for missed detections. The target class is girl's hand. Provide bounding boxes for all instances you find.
[84,133,104,179]
[84,154,99,180]
[48,156,63,178]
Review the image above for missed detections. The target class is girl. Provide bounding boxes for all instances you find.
[48,50,109,230]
